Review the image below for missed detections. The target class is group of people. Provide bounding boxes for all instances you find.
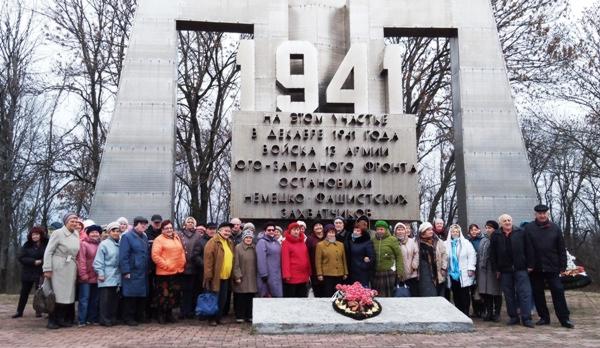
[12,204,574,329]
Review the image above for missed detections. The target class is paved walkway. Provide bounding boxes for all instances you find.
[1,291,599,347]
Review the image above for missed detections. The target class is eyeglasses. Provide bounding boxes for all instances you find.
[265,228,275,232]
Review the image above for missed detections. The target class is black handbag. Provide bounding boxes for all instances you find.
[33,278,56,314]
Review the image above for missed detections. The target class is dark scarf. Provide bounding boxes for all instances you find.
[535,219,551,229]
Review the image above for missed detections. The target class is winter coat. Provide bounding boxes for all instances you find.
[315,240,348,277]
[444,234,477,288]
[256,234,283,297]
[469,234,484,254]
[372,231,404,278]
[417,234,448,294]
[348,233,375,286]
[306,234,324,278]
[152,234,186,276]
[281,232,311,284]
[43,226,81,304]
[77,236,101,283]
[93,237,121,288]
[177,229,203,275]
[398,237,419,281]
[203,234,235,292]
[476,236,501,296]
[524,220,568,273]
[490,227,534,273]
[233,243,257,293]
[18,239,47,282]
[119,230,149,297]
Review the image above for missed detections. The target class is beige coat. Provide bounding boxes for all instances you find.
[43,226,80,304]
[233,243,257,293]
[435,239,448,284]
[399,238,419,281]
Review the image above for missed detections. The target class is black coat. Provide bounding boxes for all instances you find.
[490,227,534,273]
[524,220,567,273]
[347,233,376,286]
[18,240,47,282]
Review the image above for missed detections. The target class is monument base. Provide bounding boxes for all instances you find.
[252,297,474,334]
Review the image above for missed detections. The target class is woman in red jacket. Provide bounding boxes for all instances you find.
[281,222,311,297]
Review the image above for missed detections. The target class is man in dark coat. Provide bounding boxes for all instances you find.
[524,204,574,328]
[144,214,162,320]
[120,216,150,326]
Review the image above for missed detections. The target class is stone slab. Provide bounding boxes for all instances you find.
[252,297,474,334]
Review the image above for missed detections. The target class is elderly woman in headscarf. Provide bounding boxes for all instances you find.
[233,230,257,323]
[444,224,476,316]
[417,222,448,297]
[371,220,403,297]
[394,222,419,296]
[43,213,82,329]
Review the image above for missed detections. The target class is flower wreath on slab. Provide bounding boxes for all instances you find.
[332,282,382,320]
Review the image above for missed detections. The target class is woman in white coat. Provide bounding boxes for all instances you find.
[445,224,476,316]
[43,213,82,329]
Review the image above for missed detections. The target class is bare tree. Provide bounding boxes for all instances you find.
[175,31,240,223]
[0,0,46,292]
[44,0,136,214]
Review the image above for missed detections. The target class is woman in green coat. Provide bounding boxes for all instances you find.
[371,220,404,297]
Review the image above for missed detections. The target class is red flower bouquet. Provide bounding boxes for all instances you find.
[332,282,382,320]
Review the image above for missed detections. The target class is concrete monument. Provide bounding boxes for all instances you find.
[91,0,537,228]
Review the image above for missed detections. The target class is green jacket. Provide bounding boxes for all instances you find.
[372,231,404,277]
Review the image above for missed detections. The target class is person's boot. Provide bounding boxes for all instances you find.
[492,297,502,322]
[47,309,60,329]
[11,312,23,319]
[157,311,166,324]
[165,310,177,324]
[55,304,72,328]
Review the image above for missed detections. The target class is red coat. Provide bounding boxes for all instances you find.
[281,231,311,284]
[77,237,100,283]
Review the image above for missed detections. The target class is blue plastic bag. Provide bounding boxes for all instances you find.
[394,282,411,297]
[196,292,219,316]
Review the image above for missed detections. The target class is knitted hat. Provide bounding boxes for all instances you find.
[324,224,336,233]
[374,220,389,230]
[297,221,307,228]
[333,216,345,223]
[418,222,433,235]
[106,221,120,232]
[287,222,301,231]
[242,230,254,240]
[62,212,78,225]
[243,222,256,231]
[394,222,407,232]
